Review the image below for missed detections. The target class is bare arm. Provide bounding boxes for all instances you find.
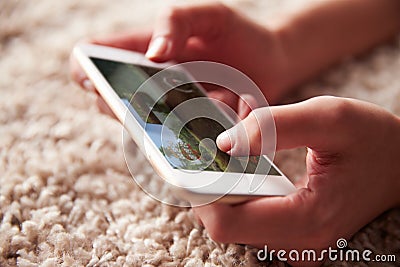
[274,0,400,91]
[71,1,400,107]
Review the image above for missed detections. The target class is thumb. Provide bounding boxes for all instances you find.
[217,96,350,155]
[216,107,275,156]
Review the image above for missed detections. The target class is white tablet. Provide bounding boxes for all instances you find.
[73,43,296,205]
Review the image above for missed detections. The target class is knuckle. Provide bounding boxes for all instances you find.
[161,3,233,24]
[214,2,233,17]
[160,5,183,22]
[308,96,355,132]
[212,3,234,36]
[321,96,352,120]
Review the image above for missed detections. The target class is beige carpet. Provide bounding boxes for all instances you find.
[1,0,400,266]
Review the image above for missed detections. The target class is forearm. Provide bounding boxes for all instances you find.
[273,0,400,90]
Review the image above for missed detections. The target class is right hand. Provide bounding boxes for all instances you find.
[70,2,292,116]
[194,96,400,266]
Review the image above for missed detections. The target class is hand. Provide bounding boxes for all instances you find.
[70,2,292,116]
[69,29,152,117]
[194,96,400,265]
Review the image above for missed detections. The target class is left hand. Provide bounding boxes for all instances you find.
[70,2,294,116]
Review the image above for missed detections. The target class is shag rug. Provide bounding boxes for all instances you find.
[1,0,399,266]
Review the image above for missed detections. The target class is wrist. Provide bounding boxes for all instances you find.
[262,31,293,103]
[271,18,324,93]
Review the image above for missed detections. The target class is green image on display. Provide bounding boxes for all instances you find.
[91,57,279,175]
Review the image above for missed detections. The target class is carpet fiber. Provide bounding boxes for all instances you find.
[1,0,400,266]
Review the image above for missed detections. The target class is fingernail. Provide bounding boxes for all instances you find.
[216,130,232,152]
[83,79,95,92]
[145,36,170,59]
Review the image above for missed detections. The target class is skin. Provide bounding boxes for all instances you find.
[70,3,290,109]
[70,1,400,265]
[209,96,400,265]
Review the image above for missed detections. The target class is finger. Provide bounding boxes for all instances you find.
[237,94,258,120]
[217,96,350,155]
[271,96,352,151]
[70,30,152,90]
[216,106,273,155]
[96,96,117,119]
[91,29,152,52]
[145,3,232,61]
[69,54,97,93]
[206,89,239,112]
